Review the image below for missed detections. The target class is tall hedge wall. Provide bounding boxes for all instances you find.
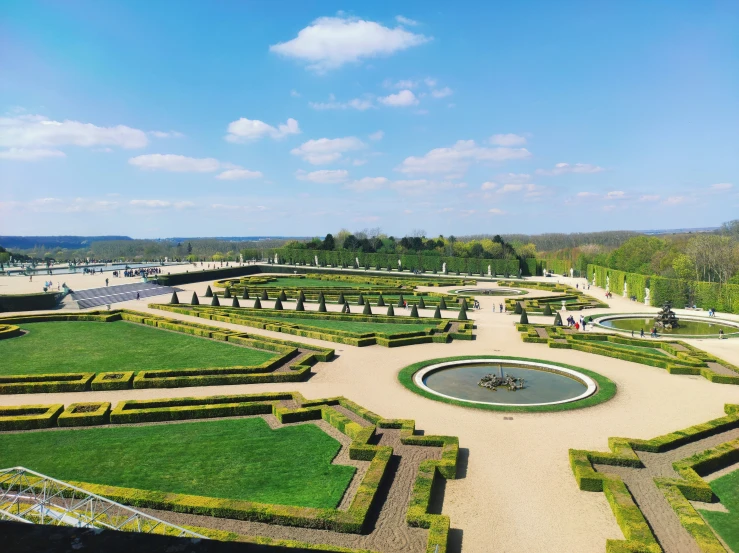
[588,264,739,312]
[276,248,520,276]
[0,292,64,313]
[157,265,260,286]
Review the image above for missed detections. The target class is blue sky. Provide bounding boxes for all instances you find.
[1,1,738,238]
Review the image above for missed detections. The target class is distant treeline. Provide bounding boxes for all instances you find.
[0,235,132,250]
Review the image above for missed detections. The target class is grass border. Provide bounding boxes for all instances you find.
[397,355,616,413]
[588,312,739,340]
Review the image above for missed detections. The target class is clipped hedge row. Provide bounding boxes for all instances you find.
[58,402,111,427]
[0,372,95,395]
[0,324,22,340]
[0,291,64,313]
[0,404,64,431]
[571,404,739,553]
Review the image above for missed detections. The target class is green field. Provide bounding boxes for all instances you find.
[1,321,278,375]
[599,341,669,357]
[700,469,739,552]
[0,417,355,509]
[254,314,440,334]
[251,277,374,288]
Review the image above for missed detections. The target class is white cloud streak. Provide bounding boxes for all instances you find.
[397,140,531,177]
[378,89,419,107]
[290,137,365,165]
[536,162,604,176]
[225,117,300,142]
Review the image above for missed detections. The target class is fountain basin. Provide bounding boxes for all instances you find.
[594,314,739,338]
[414,359,597,407]
[450,288,527,296]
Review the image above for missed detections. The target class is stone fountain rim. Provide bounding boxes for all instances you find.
[592,313,739,337]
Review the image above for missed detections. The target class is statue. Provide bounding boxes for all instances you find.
[314,255,319,266]
[487,265,492,277]
[654,302,679,329]
[570,267,574,278]
[478,365,525,391]
[606,275,610,293]
[644,287,651,306]
[592,270,596,286]
[398,259,402,268]
[239,254,243,264]
[274,254,279,264]
[355,257,360,268]
[623,281,628,298]
[442,262,447,274]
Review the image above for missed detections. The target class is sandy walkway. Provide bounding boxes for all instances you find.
[1,273,739,552]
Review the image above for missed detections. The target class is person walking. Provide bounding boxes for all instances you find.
[640,328,645,338]
[136,292,140,300]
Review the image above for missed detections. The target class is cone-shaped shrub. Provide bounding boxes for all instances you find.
[344,302,351,314]
[514,301,523,314]
[553,312,562,326]
[363,302,372,315]
[232,297,240,308]
[458,309,468,321]
[253,297,262,309]
[418,297,426,309]
[377,294,385,307]
[211,295,220,307]
[274,297,283,310]
[298,290,306,302]
[433,306,441,318]
[410,305,419,318]
[519,310,529,324]
[278,290,287,301]
[204,285,213,298]
[318,291,325,303]
[170,291,180,304]
[337,292,345,304]
[190,292,199,305]
[357,293,365,306]
[387,304,395,316]
[397,294,405,307]
[295,297,305,311]
[318,299,327,312]
[261,290,268,300]
[439,297,447,310]
[242,288,249,299]
[542,303,552,316]
[460,300,468,312]
[224,287,231,299]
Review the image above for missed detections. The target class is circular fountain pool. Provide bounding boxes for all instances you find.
[450,288,527,296]
[413,359,597,407]
[594,315,739,338]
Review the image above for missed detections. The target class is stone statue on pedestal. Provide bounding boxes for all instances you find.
[644,288,651,306]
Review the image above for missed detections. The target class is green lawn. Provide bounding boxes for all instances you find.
[0,417,355,509]
[253,314,440,334]
[1,321,278,376]
[599,341,669,357]
[254,277,373,288]
[700,469,739,552]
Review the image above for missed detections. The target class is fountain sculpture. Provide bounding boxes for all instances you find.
[654,302,680,329]
[478,365,525,391]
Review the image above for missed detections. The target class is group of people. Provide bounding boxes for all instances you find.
[115,267,161,278]
[565,314,591,330]
[604,291,613,299]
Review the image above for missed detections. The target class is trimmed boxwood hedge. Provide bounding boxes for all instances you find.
[58,402,112,427]
[0,404,64,431]
[570,403,739,553]
[398,355,616,413]
[0,291,64,312]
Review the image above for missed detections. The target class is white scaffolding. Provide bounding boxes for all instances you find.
[0,466,206,538]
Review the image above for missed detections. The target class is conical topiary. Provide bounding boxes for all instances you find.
[514,301,523,314]
[318,298,327,312]
[296,297,305,311]
[223,287,231,299]
[344,302,351,314]
[204,285,213,298]
[542,303,553,316]
[439,297,447,310]
[274,297,283,310]
[418,297,426,309]
[191,292,199,305]
[387,304,395,316]
[278,290,287,301]
[377,294,385,307]
[433,306,441,318]
[318,291,325,303]
[460,300,468,312]
[337,292,345,304]
[410,305,419,318]
[242,288,249,299]
[253,297,262,309]
[363,302,372,315]
[261,290,268,300]
[232,297,240,308]
[458,308,468,321]
[553,312,562,326]
[211,295,220,307]
[520,310,529,324]
[398,294,405,307]
[298,290,306,302]
[170,291,180,304]
[357,293,365,306]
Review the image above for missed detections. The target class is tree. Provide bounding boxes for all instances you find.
[232,297,240,308]
[187,242,192,254]
[409,305,419,317]
[433,306,441,318]
[318,298,327,312]
[274,297,283,310]
[204,285,213,298]
[253,297,262,309]
[295,297,305,311]
[377,294,385,307]
[542,303,552,316]
[170,292,179,304]
[242,288,249,299]
[672,254,697,281]
[190,292,199,305]
[387,304,395,316]
[439,297,447,310]
[519,310,529,324]
[211,295,220,307]
[322,234,336,251]
[363,302,372,315]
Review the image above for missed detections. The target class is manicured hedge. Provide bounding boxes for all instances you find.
[0,291,64,313]
[0,372,95,395]
[58,402,112,427]
[156,265,260,286]
[0,324,22,340]
[0,404,64,431]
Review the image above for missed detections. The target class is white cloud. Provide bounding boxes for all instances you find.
[490,133,526,146]
[1,197,122,214]
[489,208,507,215]
[345,176,389,192]
[424,77,437,87]
[0,114,148,150]
[664,196,687,205]
[290,89,301,97]
[711,182,733,190]
[391,179,467,195]
[216,169,263,181]
[431,87,453,98]
[379,89,419,107]
[352,159,368,166]
[296,169,350,184]
[291,136,365,165]
[0,147,66,161]
[606,190,626,200]
[149,130,184,139]
[269,16,430,72]
[369,130,384,141]
[130,199,171,208]
[397,140,531,177]
[481,181,497,190]
[639,195,661,202]
[497,172,531,183]
[396,15,419,26]
[225,117,300,142]
[499,183,524,193]
[309,95,373,111]
[536,162,604,176]
[128,154,221,173]
[577,191,599,198]
[211,204,267,212]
